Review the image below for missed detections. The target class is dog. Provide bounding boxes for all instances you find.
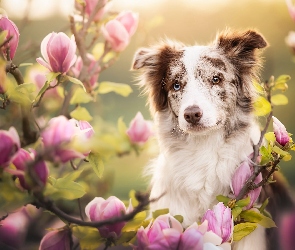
[132,29,293,250]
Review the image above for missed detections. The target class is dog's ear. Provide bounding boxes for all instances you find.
[131,41,183,113]
[216,29,268,98]
[216,29,267,73]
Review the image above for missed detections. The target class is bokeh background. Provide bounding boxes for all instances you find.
[1,0,295,199]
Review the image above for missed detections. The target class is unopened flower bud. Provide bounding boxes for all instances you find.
[39,229,71,250]
[273,116,290,146]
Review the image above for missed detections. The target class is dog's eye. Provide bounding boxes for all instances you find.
[212,76,221,85]
[173,81,181,91]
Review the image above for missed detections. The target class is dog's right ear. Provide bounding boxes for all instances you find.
[131,41,183,113]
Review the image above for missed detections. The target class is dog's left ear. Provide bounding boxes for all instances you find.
[215,29,268,74]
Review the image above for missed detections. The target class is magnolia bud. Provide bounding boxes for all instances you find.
[39,230,71,250]
[273,116,290,146]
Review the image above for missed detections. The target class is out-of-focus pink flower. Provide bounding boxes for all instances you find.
[178,226,203,250]
[0,208,31,249]
[39,229,71,250]
[286,0,295,22]
[102,11,138,52]
[127,112,153,145]
[285,31,295,52]
[231,160,262,209]
[41,116,86,163]
[0,127,20,168]
[273,116,290,147]
[75,0,108,22]
[201,203,233,243]
[280,211,295,250]
[71,53,100,91]
[0,15,19,59]
[135,214,183,250]
[85,196,132,238]
[12,148,48,190]
[27,65,59,98]
[36,32,77,74]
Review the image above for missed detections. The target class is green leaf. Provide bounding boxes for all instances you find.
[264,132,276,142]
[117,231,137,245]
[258,214,276,228]
[236,196,250,208]
[92,42,105,60]
[19,63,33,68]
[44,176,86,200]
[63,168,84,181]
[122,211,147,232]
[97,81,133,97]
[15,83,36,94]
[34,80,50,101]
[273,145,289,157]
[0,30,8,45]
[253,80,264,94]
[253,96,271,116]
[70,87,93,104]
[87,152,104,178]
[70,106,93,121]
[216,195,230,204]
[71,226,104,250]
[66,76,86,92]
[174,215,184,223]
[271,94,288,106]
[152,208,169,219]
[232,207,243,220]
[273,75,291,91]
[233,222,257,241]
[283,154,292,161]
[240,210,263,223]
[259,198,269,213]
[117,117,128,137]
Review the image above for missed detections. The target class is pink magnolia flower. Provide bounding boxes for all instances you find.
[178,226,203,250]
[135,214,183,250]
[39,230,71,250]
[0,15,19,59]
[75,0,108,22]
[285,31,295,52]
[12,148,48,190]
[71,53,100,91]
[280,211,295,250]
[273,116,290,146]
[102,11,139,52]
[201,203,233,243]
[36,32,77,74]
[127,112,153,144]
[85,196,132,238]
[41,116,87,163]
[231,160,262,209]
[0,208,31,248]
[286,0,295,22]
[0,127,20,168]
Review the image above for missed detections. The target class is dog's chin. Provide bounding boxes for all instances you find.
[181,121,223,135]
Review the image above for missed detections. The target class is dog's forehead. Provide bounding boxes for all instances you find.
[181,45,226,71]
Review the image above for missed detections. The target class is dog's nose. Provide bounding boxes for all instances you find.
[184,106,203,124]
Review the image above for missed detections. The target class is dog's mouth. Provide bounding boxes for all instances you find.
[183,119,223,134]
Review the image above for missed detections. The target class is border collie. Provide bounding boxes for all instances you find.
[132,29,291,250]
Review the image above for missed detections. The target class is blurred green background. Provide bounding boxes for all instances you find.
[2,0,295,200]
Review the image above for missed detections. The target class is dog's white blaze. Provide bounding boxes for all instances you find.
[178,46,219,130]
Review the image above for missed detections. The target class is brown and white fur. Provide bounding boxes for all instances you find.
[132,29,290,250]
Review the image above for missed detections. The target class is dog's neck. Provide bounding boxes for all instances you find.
[149,109,260,226]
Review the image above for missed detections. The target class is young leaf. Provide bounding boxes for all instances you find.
[87,152,104,179]
[253,80,264,93]
[258,214,276,228]
[66,76,86,92]
[152,208,169,219]
[97,81,133,97]
[62,168,84,181]
[282,154,292,161]
[253,96,271,116]
[116,231,137,245]
[92,42,105,60]
[273,75,291,91]
[70,87,93,104]
[71,226,104,250]
[271,94,288,106]
[70,106,93,121]
[259,198,269,213]
[216,195,230,204]
[122,211,147,232]
[273,146,289,157]
[174,215,184,223]
[240,210,263,223]
[117,117,128,137]
[233,223,257,241]
[264,132,276,142]
[232,207,243,220]
[0,30,8,45]
[236,196,250,208]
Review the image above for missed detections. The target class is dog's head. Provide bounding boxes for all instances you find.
[132,29,267,135]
